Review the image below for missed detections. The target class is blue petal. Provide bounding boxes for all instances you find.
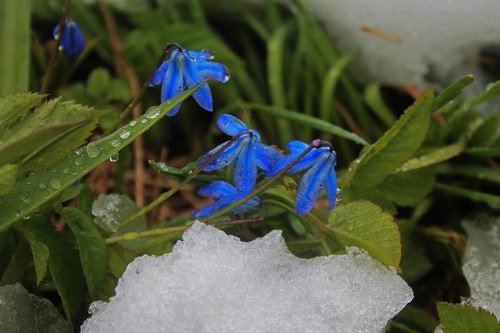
[286,140,309,154]
[295,154,331,214]
[197,181,236,200]
[194,62,229,83]
[234,196,261,214]
[255,142,281,175]
[324,158,338,210]
[55,19,85,59]
[217,114,248,136]
[193,195,235,218]
[149,60,169,87]
[182,53,213,111]
[161,53,184,116]
[199,138,244,172]
[233,137,257,194]
[188,50,213,61]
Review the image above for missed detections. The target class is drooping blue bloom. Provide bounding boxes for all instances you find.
[53,18,85,59]
[193,181,261,218]
[198,114,281,194]
[149,48,229,116]
[270,140,337,214]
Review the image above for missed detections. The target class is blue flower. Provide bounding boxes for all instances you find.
[198,114,281,194]
[271,140,337,214]
[53,18,85,59]
[193,181,261,218]
[149,48,229,116]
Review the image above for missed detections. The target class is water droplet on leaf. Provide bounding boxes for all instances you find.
[50,179,62,189]
[109,153,119,162]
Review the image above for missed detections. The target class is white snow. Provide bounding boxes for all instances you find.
[462,219,500,317]
[307,1,500,95]
[81,221,413,333]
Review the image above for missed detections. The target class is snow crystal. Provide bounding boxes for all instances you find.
[462,219,500,317]
[81,221,413,333]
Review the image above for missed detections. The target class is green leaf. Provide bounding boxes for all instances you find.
[16,227,49,286]
[246,103,369,146]
[398,140,466,173]
[439,164,500,184]
[108,244,137,279]
[445,80,500,136]
[0,283,71,333]
[437,302,500,333]
[0,93,44,129]
[469,113,500,147]
[376,167,437,207]
[60,207,108,300]
[16,218,86,326]
[0,240,31,285]
[320,53,354,122]
[0,164,18,195]
[392,305,439,333]
[0,0,30,96]
[0,123,82,167]
[465,147,500,157]
[434,75,474,110]
[267,23,292,144]
[364,84,396,127]
[343,88,434,189]
[24,120,100,171]
[435,183,500,209]
[328,200,401,270]
[0,82,205,230]
[87,68,111,99]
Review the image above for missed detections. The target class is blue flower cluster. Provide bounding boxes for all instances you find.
[193,114,338,217]
[53,18,85,59]
[149,48,229,116]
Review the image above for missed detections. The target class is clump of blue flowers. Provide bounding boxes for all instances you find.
[193,114,338,217]
[270,139,338,214]
[149,47,230,116]
[53,17,85,59]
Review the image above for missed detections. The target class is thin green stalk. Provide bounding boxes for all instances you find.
[105,225,189,244]
[112,134,241,232]
[40,0,71,94]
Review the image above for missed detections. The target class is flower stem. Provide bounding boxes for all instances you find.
[111,134,243,232]
[103,43,183,137]
[40,0,71,94]
[104,207,266,245]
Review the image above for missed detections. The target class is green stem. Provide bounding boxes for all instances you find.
[40,0,71,94]
[112,134,241,232]
[105,225,189,244]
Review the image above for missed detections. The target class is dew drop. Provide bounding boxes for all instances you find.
[140,118,147,124]
[145,107,161,119]
[86,142,100,158]
[22,215,31,220]
[75,157,83,166]
[110,139,121,147]
[63,168,69,174]
[20,191,32,203]
[109,153,119,162]
[58,45,64,51]
[39,183,47,190]
[50,179,62,189]
[223,74,230,83]
[119,129,130,139]
[130,120,137,127]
